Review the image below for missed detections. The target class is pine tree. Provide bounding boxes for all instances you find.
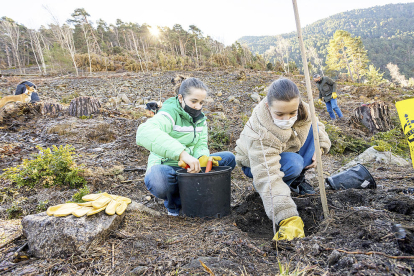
[365,65,386,85]
[326,30,355,81]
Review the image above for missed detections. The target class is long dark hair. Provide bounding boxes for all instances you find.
[266,78,308,122]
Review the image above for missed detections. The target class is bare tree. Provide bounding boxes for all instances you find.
[0,20,23,73]
[28,29,47,74]
[307,46,324,75]
[50,23,79,76]
[386,62,408,87]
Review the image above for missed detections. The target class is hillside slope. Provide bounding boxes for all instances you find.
[238,3,414,79]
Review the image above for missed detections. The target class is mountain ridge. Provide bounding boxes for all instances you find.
[237,3,414,79]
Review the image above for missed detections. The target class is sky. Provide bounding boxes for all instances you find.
[2,0,414,45]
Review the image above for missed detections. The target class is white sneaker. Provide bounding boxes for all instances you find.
[167,211,179,216]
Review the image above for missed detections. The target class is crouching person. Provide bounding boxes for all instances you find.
[136,76,235,216]
[235,78,331,240]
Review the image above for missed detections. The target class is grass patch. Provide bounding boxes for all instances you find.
[208,119,231,150]
[324,122,370,154]
[61,91,80,104]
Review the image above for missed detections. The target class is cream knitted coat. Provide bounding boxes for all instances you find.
[235,99,331,224]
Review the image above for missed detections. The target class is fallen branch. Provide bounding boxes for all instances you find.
[0,259,36,275]
[241,240,266,256]
[324,248,414,259]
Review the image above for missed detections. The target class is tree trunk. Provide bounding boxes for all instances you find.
[42,102,64,117]
[349,102,393,134]
[68,97,101,117]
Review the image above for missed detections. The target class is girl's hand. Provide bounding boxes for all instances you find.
[179,151,201,173]
[305,152,317,169]
[305,148,324,170]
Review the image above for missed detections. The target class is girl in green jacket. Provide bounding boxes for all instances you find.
[136,77,236,216]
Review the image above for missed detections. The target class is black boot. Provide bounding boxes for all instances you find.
[289,170,316,195]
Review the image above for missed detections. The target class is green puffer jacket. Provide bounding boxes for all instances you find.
[136,96,209,172]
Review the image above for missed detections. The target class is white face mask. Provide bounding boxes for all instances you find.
[273,115,297,130]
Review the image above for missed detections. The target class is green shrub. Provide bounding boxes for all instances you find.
[1,145,86,189]
[371,128,410,158]
[70,185,90,203]
[7,199,24,219]
[37,200,49,212]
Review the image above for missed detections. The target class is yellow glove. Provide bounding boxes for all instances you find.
[198,155,222,167]
[332,92,337,99]
[273,216,305,241]
[46,192,131,217]
[318,98,323,104]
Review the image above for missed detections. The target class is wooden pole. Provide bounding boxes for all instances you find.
[292,0,329,219]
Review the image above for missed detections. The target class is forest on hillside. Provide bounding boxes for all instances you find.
[238,3,414,80]
[0,9,266,76]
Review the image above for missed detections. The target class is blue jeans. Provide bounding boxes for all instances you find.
[144,151,236,214]
[325,98,343,119]
[242,126,315,186]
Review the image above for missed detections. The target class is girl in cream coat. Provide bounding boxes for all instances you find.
[235,78,331,240]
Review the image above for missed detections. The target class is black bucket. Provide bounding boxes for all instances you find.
[177,166,232,218]
[326,164,376,190]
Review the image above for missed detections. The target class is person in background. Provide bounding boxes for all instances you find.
[136,76,235,216]
[313,74,344,120]
[235,78,331,241]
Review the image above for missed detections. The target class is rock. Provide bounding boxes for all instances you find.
[126,201,162,216]
[145,195,151,201]
[327,250,341,266]
[109,97,122,105]
[310,243,320,256]
[135,98,144,105]
[227,96,236,102]
[233,99,241,105]
[22,211,124,258]
[211,112,226,120]
[216,103,224,111]
[340,146,410,171]
[250,92,261,103]
[118,93,131,104]
[118,175,125,181]
[129,266,149,275]
[217,91,222,97]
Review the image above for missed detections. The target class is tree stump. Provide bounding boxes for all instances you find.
[68,97,101,117]
[349,102,393,134]
[0,102,42,127]
[42,102,64,117]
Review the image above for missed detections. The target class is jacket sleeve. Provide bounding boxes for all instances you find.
[193,122,210,158]
[136,113,186,161]
[326,78,337,92]
[317,120,331,154]
[249,138,299,224]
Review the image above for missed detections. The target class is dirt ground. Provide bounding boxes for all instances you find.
[0,70,413,275]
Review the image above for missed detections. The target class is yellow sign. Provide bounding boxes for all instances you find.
[396,98,414,168]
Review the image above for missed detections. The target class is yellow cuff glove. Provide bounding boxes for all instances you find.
[198,155,222,167]
[318,99,323,104]
[332,92,337,99]
[46,192,132,217]
[273,216,305,241]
